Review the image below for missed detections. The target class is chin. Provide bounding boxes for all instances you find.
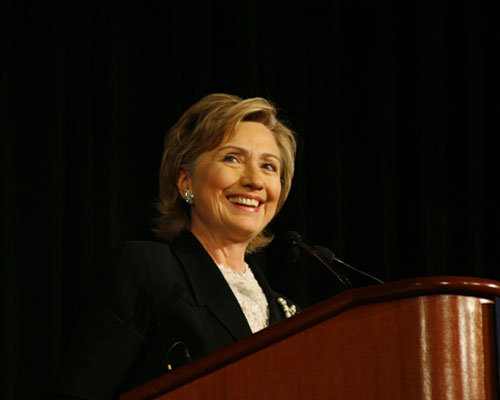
[229,224,263,241]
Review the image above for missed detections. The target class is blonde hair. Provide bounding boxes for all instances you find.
[154,93,296,253]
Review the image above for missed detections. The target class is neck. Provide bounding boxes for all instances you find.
[190,226,250,273]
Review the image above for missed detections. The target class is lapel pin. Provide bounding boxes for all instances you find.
[277,297,297,318]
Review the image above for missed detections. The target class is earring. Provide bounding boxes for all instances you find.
[184,189,194,205]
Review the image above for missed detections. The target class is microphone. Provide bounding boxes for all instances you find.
[164,341,192,372]
[284,231,352,289]
[314,245,384,285]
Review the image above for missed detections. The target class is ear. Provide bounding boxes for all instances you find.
[177,166,191,199]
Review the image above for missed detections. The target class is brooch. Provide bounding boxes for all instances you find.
[277,297,297,318]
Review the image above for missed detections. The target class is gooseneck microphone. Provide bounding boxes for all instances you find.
[284,231,352,289]
[284,231,384,288]
[314,245,384,285]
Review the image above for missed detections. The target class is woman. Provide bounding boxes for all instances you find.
[54,94,298,399]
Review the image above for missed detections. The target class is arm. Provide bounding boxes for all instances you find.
[53,242,156,400]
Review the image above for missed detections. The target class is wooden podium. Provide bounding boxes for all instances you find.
[120,276,500,399]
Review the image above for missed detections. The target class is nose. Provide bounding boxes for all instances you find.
[240,162,264,190]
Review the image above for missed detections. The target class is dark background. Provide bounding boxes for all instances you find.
[2,0,499,398]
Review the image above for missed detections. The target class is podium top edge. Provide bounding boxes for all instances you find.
[357,275,500,301]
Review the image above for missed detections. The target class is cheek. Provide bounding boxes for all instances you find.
[268,180,282,204]
[264,182,281,223]
[216,170,238,189]
[196,168,232,194]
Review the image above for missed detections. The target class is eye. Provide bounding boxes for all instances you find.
[262,163,278,172]
[223,155,238,163]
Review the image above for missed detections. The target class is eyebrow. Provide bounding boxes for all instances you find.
[217,145,281,163]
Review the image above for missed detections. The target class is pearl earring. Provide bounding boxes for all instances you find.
[184,189,194,205]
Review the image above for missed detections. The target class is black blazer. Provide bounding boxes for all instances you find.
[54,232,296,399]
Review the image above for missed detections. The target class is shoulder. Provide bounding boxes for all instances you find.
[87,241,179,316]
[105,240,173,260]
[106,234,205,266]
[98,240,177,277]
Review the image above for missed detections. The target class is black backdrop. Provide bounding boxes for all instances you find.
[2,1,499,398]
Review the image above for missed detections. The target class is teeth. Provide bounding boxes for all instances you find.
[228,196,260,207]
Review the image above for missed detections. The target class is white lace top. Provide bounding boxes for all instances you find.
[217,263,269,333]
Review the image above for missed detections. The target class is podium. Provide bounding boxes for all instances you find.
[120,276,499,399]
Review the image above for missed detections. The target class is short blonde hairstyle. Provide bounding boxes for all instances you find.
[154,93,296,253]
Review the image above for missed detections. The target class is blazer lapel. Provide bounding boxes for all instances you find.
[170,232,252,340]
[248,262,283,325]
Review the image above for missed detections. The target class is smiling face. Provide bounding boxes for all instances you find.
[177,121,282,246]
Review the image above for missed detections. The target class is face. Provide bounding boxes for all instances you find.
[178,121,282,245]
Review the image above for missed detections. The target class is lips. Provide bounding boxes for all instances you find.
[227,196,261,208]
